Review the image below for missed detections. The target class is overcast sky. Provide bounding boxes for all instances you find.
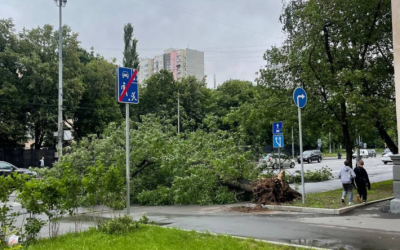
[1,0,284,88]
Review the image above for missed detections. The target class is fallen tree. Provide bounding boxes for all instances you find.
[224,172,302,206]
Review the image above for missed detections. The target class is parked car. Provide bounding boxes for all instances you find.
[258,153,295,169]
[0,161,37,177]
[352,149,369,159]
[382,152,393,165]
[382,148,391,156]
[297,150,322,164]
[367,149,376,158]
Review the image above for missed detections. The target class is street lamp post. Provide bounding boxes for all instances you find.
[54,0,67,157]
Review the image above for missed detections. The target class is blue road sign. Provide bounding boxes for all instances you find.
[273,135,284,148]
[273,122,283,134]
[293,87,307,108]
[117,67,139,104]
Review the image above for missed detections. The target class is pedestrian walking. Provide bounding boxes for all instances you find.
[338,160,356,205]
[354,160,371,203]
[39,157,45,168]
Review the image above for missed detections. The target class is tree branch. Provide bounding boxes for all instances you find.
[322,23,335,75]
[131,159,154,178]
[359,0,382,70]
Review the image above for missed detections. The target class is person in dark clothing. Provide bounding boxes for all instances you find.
[354,160,371,203]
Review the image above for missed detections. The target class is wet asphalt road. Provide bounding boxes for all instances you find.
[148,201,400,250]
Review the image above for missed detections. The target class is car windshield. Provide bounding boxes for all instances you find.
[303,151,312,156]
[0,162,14,170]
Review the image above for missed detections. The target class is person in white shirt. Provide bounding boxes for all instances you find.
[40,157,45,168]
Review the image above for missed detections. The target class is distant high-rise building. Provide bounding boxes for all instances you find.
[138,58,153,83]
[138,48,204,84]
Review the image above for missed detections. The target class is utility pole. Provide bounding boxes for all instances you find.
[329,131,331,154]
[55,0,67,157]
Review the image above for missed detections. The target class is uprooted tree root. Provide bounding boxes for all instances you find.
[253,175,301,206]
[223,171,302,207]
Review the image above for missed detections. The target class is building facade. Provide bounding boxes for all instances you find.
[138,48,204,83]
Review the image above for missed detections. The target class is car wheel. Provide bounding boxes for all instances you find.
[384,161,388,165]
[298,160,301,164]
[308,158,311,163]
[290,163,295,168]
[318,157,321,163]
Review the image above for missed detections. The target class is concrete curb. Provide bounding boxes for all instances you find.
[164,226,330,250]
[261,197,394,215]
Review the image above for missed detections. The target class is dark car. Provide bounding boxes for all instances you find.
[0,161,37,177]
[297,150,322,164]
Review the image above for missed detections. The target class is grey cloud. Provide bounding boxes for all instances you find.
[1,0,284,87]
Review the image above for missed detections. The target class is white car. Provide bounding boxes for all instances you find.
[382,152,393,164]
[352,149,369,159]
[258,153,295,169]
[122,71,129,79]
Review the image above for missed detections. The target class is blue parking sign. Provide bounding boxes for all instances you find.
[117,67,139,104]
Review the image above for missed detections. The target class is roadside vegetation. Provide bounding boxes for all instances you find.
[23,225,300,250]
[290,180,393,209]
[260,167,333,184]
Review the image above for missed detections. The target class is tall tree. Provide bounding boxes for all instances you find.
[122,23,139,69]
[260,0,396,165]
[73,54,123,139]
[18,25,84,149]
[0,19,27,146]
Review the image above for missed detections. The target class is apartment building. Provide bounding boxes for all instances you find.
[138,58,153,83]
[138,48,204,83]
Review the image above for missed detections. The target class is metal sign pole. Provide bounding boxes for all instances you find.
[278,146,281,171]
[126,103,130,214]
[298,107,305,204]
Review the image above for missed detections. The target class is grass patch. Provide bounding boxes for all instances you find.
[24,226,302,250]
[290,180,393,209]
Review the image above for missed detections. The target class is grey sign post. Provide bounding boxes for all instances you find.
[293,87,307,204]
[117,67,139,215]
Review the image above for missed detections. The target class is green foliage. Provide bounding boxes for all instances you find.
[55,115,255,206]
[0,176,20,245]
[82,163,125,209]
[259,0,396,159]
[73,55,122,139]
[123,23,139,69]
[285,167,333,184]
[97,215,149,235]
[18,24,84,148]
[0,19,27,146]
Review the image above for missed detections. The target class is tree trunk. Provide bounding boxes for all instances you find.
[34,122,41,150]
[340,101,353,168]
[375,119,398,154]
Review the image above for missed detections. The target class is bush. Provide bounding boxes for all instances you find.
[285,167,333,184]
[97,215,149,235]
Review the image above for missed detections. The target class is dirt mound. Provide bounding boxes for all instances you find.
[228,206,270,213]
